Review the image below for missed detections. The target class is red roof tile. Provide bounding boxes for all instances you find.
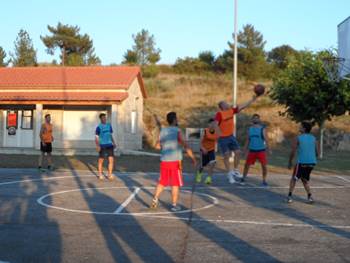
[0,66,146,97]
[0,92,128,102]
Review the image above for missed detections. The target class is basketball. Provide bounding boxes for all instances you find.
[254,84,265,96]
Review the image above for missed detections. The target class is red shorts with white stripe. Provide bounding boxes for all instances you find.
[246,151,267,165]
[159,161,183,187]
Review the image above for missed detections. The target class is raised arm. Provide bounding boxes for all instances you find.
[237,95,258,113]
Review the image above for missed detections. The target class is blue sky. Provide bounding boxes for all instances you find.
[0,0,349,65]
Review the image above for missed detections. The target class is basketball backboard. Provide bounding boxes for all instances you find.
[338,16,350,79]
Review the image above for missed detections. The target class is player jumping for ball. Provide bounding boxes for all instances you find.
[150,112,197,212]
[215,93,261,184]
[287,121,319,203]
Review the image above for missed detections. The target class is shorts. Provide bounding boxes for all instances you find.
[293,163,315,181]
[159,161,183,187]
[40,142,52,153]
[218,135,240,155]
[201,150,216,167]
[246,151,267,165]
[99,146,114,158]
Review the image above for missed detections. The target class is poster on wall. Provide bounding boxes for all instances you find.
[7,111,18,135]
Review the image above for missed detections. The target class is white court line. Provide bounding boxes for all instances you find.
[113,187,141,214]
[336,175,350,184]
[37,187,218,215]
[0,175,347,230]
[137,214,350,229]
[1,175,349,190]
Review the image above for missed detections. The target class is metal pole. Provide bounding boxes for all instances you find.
[233,0,238,136]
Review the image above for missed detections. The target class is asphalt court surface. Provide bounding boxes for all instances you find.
[0,168,350,263]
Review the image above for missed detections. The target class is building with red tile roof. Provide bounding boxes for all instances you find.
[0,66,145,152]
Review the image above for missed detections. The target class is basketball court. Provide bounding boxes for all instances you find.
[0,168,349,263]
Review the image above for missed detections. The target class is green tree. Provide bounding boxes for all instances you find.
[123,29,161,65]
[41,23,101,66]
[270,50,350,157]
[11,29,37,66]
[173,57,208,74]
[235,24,267,80]
[268,45,298,70]
[0,47,8,67]
[198,51,215,68]
[216,24,268,79]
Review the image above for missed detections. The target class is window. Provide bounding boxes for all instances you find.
[131,111,137,134]
[21,110,33,129]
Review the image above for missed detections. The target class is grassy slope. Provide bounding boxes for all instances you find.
[143,73,350,175]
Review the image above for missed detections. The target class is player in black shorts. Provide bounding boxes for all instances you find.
[287,122,319,203]
[195,119,220,185]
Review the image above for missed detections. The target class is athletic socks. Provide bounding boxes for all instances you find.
[288,192,292,197]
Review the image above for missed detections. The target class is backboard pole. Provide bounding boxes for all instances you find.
[233,0,238,136]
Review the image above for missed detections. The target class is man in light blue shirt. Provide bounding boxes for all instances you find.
[287,122,319,203]
[95,113,116,180]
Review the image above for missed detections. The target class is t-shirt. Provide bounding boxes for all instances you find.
[41,123,53,143]
[160,127,183,162]
[215,107,238,137]
[248,125,266,151]
[297,134,317,164]
[201,128,219,151]
[95,123,113,147]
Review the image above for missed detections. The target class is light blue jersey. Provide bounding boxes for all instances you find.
[95,123,113,147]
[297,134,317,164]
[248,126,266,152]
[160,127,183,162]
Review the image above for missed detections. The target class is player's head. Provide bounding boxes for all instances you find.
[300,121,312,133]
[166,112,177,126]
[218,101,229,110]
[99,113,107,124]
[45,114,51,123]
[251,114,260,124]
[208,118,216,128]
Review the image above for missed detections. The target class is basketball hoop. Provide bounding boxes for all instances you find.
[322,57,345,83]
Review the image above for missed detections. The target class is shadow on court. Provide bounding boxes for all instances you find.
[0,171,62,263]
[65,158,175,263]
[203,175,350,240]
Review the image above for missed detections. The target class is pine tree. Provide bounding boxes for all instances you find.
[11,29,37,67]
[41,23,100,66]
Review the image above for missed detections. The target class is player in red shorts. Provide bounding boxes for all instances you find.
[241,114,271,186]
[150,112,196,212]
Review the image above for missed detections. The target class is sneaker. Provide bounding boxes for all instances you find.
[150,198,159,209]
[227,172,236,184]
[239,178,246,185]
[195,171,203,183]
[107,175,115,181]
[204,176,212,185]
[38,167,46,172]
[170,205,182,212]
[47,165,54,171]
[233,170,243,179]
[97,175,104,180]
[307,196,314,204]
[286,196,293,203]
[262,181,269,187]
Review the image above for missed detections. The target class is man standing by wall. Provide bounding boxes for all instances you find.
[38,114,54,172]
[95,113,117,180]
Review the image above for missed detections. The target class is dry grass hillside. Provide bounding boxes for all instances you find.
[143,73,350,149]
